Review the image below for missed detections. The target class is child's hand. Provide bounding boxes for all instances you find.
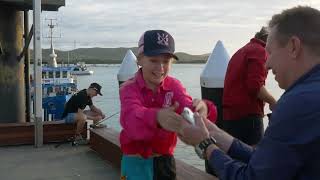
[192,99,208,118]
[157,102,183,132]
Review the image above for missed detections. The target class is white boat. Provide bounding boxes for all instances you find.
[71,62,94,75]
[31,19,78,120]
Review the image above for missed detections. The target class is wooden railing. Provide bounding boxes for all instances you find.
[0,121,86,146]
[90,128,218,180]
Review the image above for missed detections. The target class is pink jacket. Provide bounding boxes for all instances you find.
[119,69,217,158]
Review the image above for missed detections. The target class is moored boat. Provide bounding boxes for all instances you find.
[31,19,78,120]
[70,62,94,75]
[40,66,77,120]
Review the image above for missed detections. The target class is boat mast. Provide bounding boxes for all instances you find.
[45,18,59,67]
[73,40,77,64]
[67,51,70,66]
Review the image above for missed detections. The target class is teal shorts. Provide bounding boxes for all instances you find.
[121,155,154,180]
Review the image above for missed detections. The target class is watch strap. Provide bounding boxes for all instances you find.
[195,136,217,159]
[199,137,216,150]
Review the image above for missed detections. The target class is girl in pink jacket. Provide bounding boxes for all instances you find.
[119,30,217,180]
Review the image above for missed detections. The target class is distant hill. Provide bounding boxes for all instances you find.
[30,47,209,64]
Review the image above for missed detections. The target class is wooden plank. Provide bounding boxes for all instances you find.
[90,129,122,169]
[89,128,218,180]
[0,121,87,146]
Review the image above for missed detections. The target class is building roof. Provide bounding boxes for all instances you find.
[0,0,65,11]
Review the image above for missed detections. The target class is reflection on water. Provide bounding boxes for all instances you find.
[75,64,284,170]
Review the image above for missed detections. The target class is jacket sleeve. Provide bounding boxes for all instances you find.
[119,85,159,141]
[227,139,254,163]
[171,79,193,114]
[245,47,267,96]
[209,136,302,180]
[208,93,311,180]
[203,99,217,123]
[171,79,217,123]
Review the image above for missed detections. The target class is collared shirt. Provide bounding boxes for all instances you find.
[223,38,268,120]
[210,64,320,180]
[120,69,217,158]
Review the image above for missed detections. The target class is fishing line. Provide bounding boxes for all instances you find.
[98,111,119,124]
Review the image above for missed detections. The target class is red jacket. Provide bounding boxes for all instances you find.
[223,38,267,120]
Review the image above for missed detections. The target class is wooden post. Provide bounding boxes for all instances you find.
[0,5,25,123]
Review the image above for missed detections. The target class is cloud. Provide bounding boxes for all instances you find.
[38,0,320,55]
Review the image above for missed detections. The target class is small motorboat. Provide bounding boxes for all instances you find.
[71,62,94,75]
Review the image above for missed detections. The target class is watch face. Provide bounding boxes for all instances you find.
[194,146,205,159]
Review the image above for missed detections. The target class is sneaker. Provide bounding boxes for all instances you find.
[73,135,88,145]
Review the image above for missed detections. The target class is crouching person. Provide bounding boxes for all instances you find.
[62,83,105,144]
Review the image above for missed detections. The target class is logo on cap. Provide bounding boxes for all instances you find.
[138,30,178,60]
[157,33,169,46]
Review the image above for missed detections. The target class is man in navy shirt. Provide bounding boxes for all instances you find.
[170,6,320,180]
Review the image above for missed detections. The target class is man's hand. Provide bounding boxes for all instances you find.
[269,101,276,111]
[90,115,103,122]
[101,113,106,119]
[192,99,208,118]
[157,102,184,132]
[204,117,234,153]
[178,112,210,146]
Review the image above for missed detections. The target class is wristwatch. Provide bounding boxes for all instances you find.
[194,136,217,159]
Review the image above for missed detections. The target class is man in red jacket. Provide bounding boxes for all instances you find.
[222,27,277,146]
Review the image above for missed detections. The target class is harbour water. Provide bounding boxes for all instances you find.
[74,63,284,170]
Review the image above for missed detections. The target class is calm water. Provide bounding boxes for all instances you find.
[75,64,284,170]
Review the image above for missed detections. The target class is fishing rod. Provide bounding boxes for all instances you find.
[89,111,120,128]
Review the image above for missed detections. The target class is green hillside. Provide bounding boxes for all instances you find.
[30,47,209,64]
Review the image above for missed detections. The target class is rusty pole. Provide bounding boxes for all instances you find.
[0,6,25,123]
[24,10,31,122]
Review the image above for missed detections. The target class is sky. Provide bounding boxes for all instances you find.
[39,0,320,55]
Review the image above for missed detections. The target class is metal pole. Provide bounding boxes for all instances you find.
[24,10,31,122]
[33,0,43,147]
[67,51,69,66]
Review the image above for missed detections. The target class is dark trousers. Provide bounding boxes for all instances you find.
[223,115,264,145]
[153,155,176,180]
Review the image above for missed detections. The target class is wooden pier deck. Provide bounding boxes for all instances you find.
[90,127,218,180]
[0,123,218,179]
[0,144,119,180]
